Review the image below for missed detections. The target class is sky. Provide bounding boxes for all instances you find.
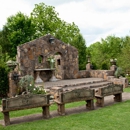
[0,0,130,46]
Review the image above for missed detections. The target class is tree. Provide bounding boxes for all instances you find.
[0,29,11,54]
[0,46,10,97]
[86,42,103,69]
[72,34,87,70]
[31,2,86,70]
[86,35,123,70]
[2,12,35,58]
[31,3,80,44]
[118,36,130,73]
[1,2,86,70]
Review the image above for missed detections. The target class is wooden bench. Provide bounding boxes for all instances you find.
[1,94,50,126]
[50,87,95,115]
[95,84,123,107]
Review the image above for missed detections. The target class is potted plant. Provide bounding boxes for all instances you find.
[19,75,46,95]
[47,56,55,69]
[6,74,51,109]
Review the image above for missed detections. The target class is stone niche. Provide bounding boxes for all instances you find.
[16,34,79,81]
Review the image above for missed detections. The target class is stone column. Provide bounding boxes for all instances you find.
[86,56,92,70]
[8,71,19,97]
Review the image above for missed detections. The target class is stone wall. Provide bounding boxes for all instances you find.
[17,34,79,81]
[89,70,114,80]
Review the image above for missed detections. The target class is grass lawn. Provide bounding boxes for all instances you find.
[0,88,130,130]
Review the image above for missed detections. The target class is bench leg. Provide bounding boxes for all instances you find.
[3,112,10,126]
[42,106,50,118]
[86,99,94,110]
[114,93,122,102]
[57,103,65,115]
[95,97,104,107]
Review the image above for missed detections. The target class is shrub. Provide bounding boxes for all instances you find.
[0,66,9,97]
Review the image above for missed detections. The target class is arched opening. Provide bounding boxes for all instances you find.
[54,52,63,79]
[38,55,43,64]
[57,59,61,65]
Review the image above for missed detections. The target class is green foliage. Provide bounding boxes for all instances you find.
[1,2,85,70]
[101,62,109,70]
[19,75,45,94]
[31,3,80,44]
[31,3,61,38]
[124,87,130,92]
[0,46,10,97]
[0,29,11,54]
[1,12,35,58]
[114,67,123,78]
[19,75,35,92]
[0,66,9,97]
[118,37,130,73]
[86,35,124,70]
[31,3,84,70]
[125,75,130,83]
[72,34,87,70]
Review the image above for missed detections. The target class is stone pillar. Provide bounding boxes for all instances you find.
[86,56,92,70]
[8,71,19,97]
[110,59,117,72]
[110,65,117,71]
[86,63,92,70]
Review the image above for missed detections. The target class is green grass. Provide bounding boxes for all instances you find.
[1,100,130,130]
[0,89,130,130]
[0,101,85,120]
[123,87,130,92]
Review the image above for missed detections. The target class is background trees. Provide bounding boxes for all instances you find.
[1,12,35,58]
[0,2,86,70]
[0,46,10,97]
[31,3,80,44]
[0,2,130,72]
[86,35,130,73]
[118,36,130,73]
[31,3,86,70]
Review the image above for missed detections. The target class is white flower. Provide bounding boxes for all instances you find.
[51,59,54,62]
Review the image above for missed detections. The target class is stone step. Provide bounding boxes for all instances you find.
[62,81,113,91]
[44,78,108,89]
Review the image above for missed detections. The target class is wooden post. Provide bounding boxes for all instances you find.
[42,106,50,118]
[114,93,122,102]
[3,112,10,126]
[95,96,104,107]
[2,99,10,125]
[86,99,94,110]
[57,103,65,115]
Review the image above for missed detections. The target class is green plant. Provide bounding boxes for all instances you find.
[125,75,130,83]
[19,75,45,94]
[114,67,124,78]
[0,66,9,97]
[47,55,55,69]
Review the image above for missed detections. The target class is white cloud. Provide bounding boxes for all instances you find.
[0,0,32,28]
[0,0,130,46]
[55,0,130,46]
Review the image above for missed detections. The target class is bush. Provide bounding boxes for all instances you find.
[0,66,9,97]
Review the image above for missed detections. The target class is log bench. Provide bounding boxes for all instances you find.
[95,84,123,107]
[1,94,50,126]
[50,87,95,115]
